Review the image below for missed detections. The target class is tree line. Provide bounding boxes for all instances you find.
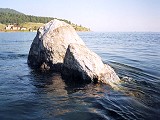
[0,12,71,25]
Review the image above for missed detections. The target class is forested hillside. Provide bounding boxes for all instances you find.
[0,8,90,31]
[0,10,70,24]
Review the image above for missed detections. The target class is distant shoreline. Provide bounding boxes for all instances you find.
[0,30,91,33]
[0,22,90,32]
[0,30,36,32]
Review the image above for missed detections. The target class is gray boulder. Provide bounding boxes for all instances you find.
[62,44,120,86]
[28,19,120,86]
[28,19,85,71]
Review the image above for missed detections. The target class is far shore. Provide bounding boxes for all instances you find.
[0,30,36,32]
[0,30,91,33]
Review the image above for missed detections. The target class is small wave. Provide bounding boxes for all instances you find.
[95,98,139,120]
[109,61,143,72]
[109,61,160,82]
[1,40,32,43]
[0,53,28,60]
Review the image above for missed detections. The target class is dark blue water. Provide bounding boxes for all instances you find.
[0,32,160,120]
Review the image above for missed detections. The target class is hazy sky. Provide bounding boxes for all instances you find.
[1,0,160,32]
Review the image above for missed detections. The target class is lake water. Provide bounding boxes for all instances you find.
[0,32,160,120]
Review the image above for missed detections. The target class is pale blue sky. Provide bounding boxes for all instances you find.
[0,0,160,32]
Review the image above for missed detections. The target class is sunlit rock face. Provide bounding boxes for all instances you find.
[27,19,85,71]
[62,43,120,86]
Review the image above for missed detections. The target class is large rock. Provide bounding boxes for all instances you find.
[62,44,120,86]
[28,19,120,86]
[28,19,85,71]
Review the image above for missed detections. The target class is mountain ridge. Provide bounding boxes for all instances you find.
[0,8,24,15]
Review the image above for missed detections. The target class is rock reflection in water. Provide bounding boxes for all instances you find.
[30,71,108,119]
